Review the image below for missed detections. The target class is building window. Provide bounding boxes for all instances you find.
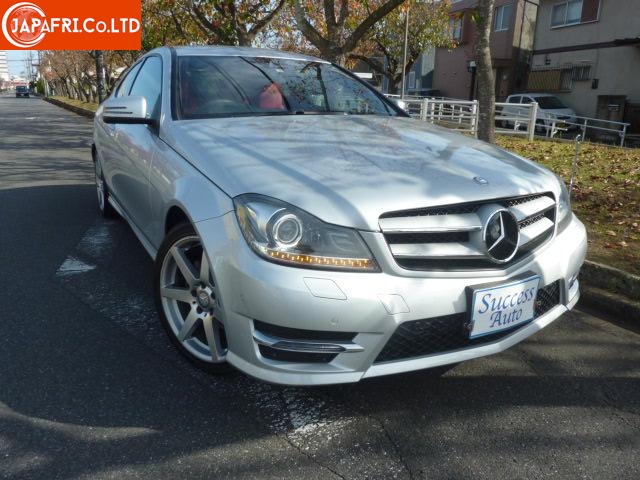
[408,71,416,90]
[527,68,574,92]
[450,15,463,41]
[572,65,591,81]
[560,69,573,90]
[494,4,513,31]
[551,0,600,28]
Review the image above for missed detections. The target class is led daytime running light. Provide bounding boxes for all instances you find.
[263,247,375,270]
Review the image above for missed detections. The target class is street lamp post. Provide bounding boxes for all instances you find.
[400,4,410,99]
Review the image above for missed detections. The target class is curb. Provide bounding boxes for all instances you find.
[44,97,95,119]
[579,260,640,301]
[579,285,640,322]
[579,260,640,321]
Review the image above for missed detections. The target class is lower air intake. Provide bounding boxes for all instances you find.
[374,281,561,363]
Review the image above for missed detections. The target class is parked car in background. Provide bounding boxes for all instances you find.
[93,46,586,385]
[501,93,578,131]
[15,86,29,98]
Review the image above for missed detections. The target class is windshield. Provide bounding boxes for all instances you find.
[534,96,567,109]
[176,56,396,119]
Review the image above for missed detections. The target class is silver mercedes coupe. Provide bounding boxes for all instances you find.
[93,46,587,385]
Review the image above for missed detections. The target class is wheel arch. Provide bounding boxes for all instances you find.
[165,205,191,234]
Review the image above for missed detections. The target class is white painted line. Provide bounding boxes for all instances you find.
[56,256,96,276]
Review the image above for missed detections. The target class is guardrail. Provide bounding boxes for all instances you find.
[389,95,632,146]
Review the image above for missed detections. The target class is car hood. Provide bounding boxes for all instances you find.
[543,108,576,118]
[166,115,558,231]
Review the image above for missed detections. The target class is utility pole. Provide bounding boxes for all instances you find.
[36,50,49,97]
[400,4,410,98]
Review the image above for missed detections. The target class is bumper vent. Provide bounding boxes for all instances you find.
[380,193,556,271]
[253,320,360,364]
[374,281,561,363]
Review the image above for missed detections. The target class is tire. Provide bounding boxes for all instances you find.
[154,224,232,374]
[94,159,118,218]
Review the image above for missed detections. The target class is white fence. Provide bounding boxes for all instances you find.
[389,95,631,146]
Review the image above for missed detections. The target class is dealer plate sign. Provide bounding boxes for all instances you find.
[468,276,540,339]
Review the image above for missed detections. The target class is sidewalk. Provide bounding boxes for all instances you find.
[43,96,640,322]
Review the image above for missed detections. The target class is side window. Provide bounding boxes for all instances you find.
[523,97,534,104]
[508,96,521,104]
[129,56,163,119]
[115,62,142,98]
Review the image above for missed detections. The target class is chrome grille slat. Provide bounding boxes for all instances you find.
[390,242,485,259]
[510,196,555,222]
[519,217,554,246]
[380,193,556,271]
[379,213,482,233]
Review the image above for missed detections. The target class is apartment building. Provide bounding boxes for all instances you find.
[0,51,10,82]
[433,0,539,100]
[529,0,640,126]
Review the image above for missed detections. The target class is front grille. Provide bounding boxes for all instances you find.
[534,280,561,316]
[374,281,561,363]
[380,193,556,271]
[385,231,469,244]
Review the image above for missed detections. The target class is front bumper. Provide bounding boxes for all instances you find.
[195,212,587,385]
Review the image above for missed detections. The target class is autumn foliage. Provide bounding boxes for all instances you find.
[39,0,459,100]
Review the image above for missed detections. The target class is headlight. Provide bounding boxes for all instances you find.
[557,176,572,230]
[234,194,379,272]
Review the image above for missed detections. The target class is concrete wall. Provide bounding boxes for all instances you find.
[534,0,639,49]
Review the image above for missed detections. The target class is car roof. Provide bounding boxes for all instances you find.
[508,93,558,98]
[162,45,329,64]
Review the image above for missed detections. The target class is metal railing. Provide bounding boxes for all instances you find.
[495,103,630,146]
[393,97,479,136]
[389,95,632,146]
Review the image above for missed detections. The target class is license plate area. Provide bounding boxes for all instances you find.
[467,275,540,339]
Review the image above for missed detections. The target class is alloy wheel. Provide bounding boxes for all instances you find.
[158,234,227,363]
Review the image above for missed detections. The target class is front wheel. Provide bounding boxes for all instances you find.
[154,224,232,373]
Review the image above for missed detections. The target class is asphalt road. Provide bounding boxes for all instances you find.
[1,94,638,480]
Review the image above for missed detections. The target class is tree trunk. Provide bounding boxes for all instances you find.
[94,50,106,103]
[474,0,496,143]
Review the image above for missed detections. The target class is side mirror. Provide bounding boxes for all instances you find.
[102,96,153,125]
[393,99,408,112]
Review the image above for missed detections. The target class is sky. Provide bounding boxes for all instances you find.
[6,50,30,77]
